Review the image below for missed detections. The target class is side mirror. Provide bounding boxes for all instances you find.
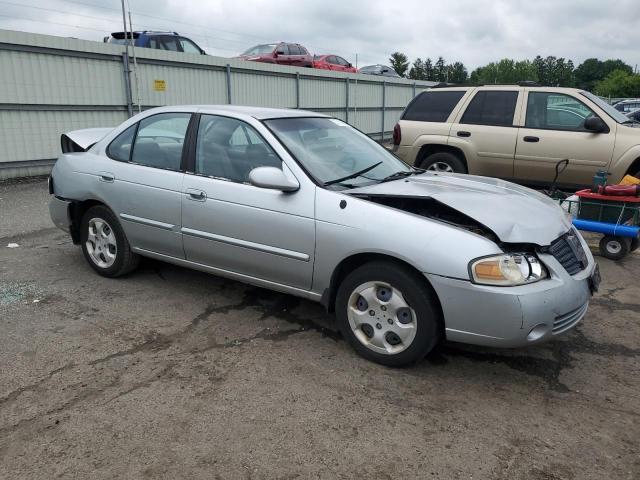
[584,116,608,133]
[249,167,299,192]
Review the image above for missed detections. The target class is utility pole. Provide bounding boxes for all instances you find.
[120,0,133,117]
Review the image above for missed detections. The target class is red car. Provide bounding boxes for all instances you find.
[237,42,313,67]
[313,55,357,73]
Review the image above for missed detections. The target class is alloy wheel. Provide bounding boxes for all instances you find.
[86,217,117,268]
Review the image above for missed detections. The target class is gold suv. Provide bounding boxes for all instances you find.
[392,85,640,186]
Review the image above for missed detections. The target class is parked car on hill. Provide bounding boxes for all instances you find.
[312,55,357,73]
[50,105,598,366]
[392,85,640,187]
[358,65,401,77]
[626,108,640,123]
[104,31,205,54]
[237,43,313,67]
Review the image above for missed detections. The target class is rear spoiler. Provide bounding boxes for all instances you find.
[61,128,114,153]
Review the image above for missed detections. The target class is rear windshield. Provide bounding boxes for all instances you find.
[242,44,277,55]
[402,90,466,122]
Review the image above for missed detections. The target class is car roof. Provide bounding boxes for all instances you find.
[145,105,329,120]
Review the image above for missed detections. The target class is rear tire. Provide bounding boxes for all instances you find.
[599,235,630,260]
[419,151,466,174]
[80,205,139,277]
[335,261,442,367]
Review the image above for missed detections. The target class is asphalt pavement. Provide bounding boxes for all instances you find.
[1,178,639,479]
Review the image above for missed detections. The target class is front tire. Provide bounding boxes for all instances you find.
[335,261,442,367]
[80,205,139,277]
[419,151,466,174]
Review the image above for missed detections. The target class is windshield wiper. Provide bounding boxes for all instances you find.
[379,168,424,183]
[323,161,383,187]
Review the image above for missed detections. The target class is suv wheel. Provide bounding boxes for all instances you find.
[80,205,139,277]
[420,152,467,173]
[335,261,442,367]
[420,152,466,174]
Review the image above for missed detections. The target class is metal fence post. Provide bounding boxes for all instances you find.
[121,52,133,117]
[296,72,300,109]
[345,78,350,123]
[381,81,386,141]
[226,64,232,104]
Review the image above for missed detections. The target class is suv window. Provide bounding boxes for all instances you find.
[107,125,136,162]
[402,91,466,122]
[461,90,518,127]
[179,37,201,54]
[288,44,302,55]
[276,44,289,55]
[195,115,281,183]
[526,92,597,131]
[159,36,180,51]
[130,113,190,170]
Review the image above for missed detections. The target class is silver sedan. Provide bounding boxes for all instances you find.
[49,105,600,366]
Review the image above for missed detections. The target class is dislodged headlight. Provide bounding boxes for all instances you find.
[469,254,547,286]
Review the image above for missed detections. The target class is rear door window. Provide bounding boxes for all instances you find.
[461,90,518,127]
[402,91,466,122]
[130,113,191,170]
[159,36,180,51]
[288,44,301,55]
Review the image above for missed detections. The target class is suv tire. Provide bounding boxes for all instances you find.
[419,152,466,174]
[335,261,442,367]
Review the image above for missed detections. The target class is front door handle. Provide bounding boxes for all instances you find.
[98,172,114,183]
[186,188,207,201]
[523,136,540,142]
[457,131,471,137]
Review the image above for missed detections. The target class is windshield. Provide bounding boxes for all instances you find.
[242,44,277,56]
[581,91,630,124]
[264,117,412,189]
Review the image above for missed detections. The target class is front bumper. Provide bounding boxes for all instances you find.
[49,196,72,233]
[426,250,596,348]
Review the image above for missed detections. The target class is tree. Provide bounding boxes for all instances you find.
[447,61,468,83]
[434,57,446,82]
[469,58,537,85]
[595,69,640,97]
[389,52,409,77]
[408,58,425,80]
[423,58,434,81]
[575,58,633,91]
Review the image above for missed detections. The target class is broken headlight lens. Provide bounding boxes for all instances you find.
[470,254,547,286]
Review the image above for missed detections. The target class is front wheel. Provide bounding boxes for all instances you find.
[335,262,442,366]
[80,205,139,277]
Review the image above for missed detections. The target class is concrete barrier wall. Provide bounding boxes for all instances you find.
[0,29,435,179]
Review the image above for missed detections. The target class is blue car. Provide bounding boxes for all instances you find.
[104,31,206,55]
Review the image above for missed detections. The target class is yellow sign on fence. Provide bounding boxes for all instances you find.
[153,80,166,92]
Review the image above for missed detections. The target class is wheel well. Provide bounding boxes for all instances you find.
[68,199,105,244]
[626,157,640,177]
[324,253,443,323]
[416,144,468,172]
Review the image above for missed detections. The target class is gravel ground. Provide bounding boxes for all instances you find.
[0,179,638,479]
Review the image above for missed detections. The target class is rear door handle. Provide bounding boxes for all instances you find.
[186,188,207,201]
[523,136,540,142]
[98,172,114,183]
[457,131,471,137]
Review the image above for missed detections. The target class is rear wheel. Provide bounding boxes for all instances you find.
[599,235,630,260]
[335,261,442,367]
[80,205,139,277]
[419,151,466,174]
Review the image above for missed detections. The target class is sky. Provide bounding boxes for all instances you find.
[0,0,638,71]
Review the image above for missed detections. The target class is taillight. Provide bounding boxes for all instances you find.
[392,123,401,145]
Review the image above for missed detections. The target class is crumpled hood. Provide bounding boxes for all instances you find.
[348,172,572,245]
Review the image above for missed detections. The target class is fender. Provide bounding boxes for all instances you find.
[609,144,640,183]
